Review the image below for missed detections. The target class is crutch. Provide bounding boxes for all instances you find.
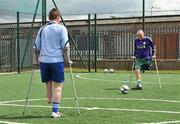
[123,59,135,88]
[23,68,34,115]
[69,64,80,116]
[154,58,161,88]
[129,59,135,85]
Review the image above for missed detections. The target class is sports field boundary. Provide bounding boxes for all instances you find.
[1,98,180,114]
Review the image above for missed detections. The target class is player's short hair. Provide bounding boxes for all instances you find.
[48,8,60,20]
[137,29,144,34]
[136,29,144,39]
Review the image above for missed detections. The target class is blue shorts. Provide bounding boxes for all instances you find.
[40,62,64,83]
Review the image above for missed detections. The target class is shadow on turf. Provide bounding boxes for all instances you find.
[0,114,50,120]
[0,110,86,120]
[104,88,119,90]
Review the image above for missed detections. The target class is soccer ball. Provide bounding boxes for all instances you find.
[120,85,129,94]
[109,69,114,73]
[104,69,108,73]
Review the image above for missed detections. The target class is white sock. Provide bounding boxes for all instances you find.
[137,79,142,87]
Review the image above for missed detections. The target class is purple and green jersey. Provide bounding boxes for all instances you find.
[134,37,156,60]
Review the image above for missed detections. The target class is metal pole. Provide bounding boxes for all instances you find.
[22,0,40,115]
[42,0,44,25]
[52,0,87,69]
[21,0,40,67]
[42,0,47,25]
[69,64,80,116]
[142,0,145,31]
[94,13,97,72]
[23,69,35,115]
[44,0,47,23]
[129,60,135,86]
[155,59,162,88]
[17,12,20,73]
[88,14,91,72]
[151,6,153,16]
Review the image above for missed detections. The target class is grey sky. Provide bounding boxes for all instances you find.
[58,0,144,14]
[0,0,180,23]
[0,0,179,15]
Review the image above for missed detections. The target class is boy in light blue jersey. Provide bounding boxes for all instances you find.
[132,30,156,90]
[34,8,72,118]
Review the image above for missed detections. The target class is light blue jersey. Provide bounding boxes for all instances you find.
[34,21,68,63]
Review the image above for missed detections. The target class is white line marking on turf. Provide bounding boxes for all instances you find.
[1,103,180,114]
[1,98,180,115]
[76,73,180,84]
[1,97,180,104]
[0,70,40,76]
[137,120,180,124]
[0,98,46,104]
[76,73,180,85]
[76,73,116,82]
[0,72,17,75]
[0,121,28,124]
[77,97,180,103]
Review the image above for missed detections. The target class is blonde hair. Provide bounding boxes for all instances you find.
[137,29,144,34]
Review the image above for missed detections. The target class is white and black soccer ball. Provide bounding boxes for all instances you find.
[109,69,114,73]
[120,85,129,94]
[104,69,108,73]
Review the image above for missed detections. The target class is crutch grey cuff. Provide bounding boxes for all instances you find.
[64,46,72,64]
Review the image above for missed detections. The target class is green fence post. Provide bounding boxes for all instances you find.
[142,0,145,31]
[94,13,97,72]
[88,14,91,72]
[17,12,20,73]
[42,0,47,25]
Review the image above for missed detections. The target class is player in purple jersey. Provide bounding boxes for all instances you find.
[132,30,156,90]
